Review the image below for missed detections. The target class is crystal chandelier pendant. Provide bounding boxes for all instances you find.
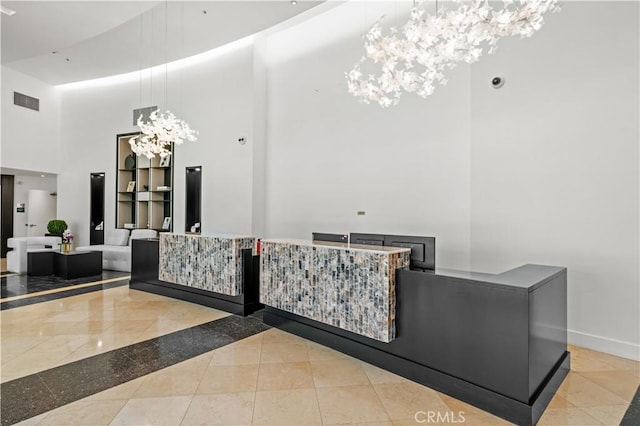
[129,110,199,159]
[346,0,560,107]
[130,1,198,159]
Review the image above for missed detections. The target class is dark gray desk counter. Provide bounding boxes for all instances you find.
[264,263,568,426]
[433,264,566,291]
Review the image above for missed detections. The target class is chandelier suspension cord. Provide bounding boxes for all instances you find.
[139,13,143,112]
[165,0,168,113]
[364,0,367,37]
[150,7,154,110]
[180,0,184,117]
[129,0,198,159]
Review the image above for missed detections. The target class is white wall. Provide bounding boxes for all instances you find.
[12,174,57,237]
[264,0,472,270]
[1,67,61,174]
[262,1,639,359]
[469,1,639,360]
[251,35,268,237]
[58,43,256,247]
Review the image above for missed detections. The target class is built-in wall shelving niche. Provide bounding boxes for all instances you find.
[115,132,174,232]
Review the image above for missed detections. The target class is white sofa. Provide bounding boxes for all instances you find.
[6,236,62,274]
[76,229,157,272]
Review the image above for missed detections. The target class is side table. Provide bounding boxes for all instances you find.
[27,251,55,276]
[54,251,102,279]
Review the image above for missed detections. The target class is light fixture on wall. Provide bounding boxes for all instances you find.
[130,1,198,159]
[346,0,559,107]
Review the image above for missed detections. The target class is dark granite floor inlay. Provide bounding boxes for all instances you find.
[1,279,129,310]
[1,270,129,298]
[621,385,640,426]
[0,312,270,426]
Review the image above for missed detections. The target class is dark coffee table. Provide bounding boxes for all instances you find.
[54,251,102,279]
[27,251,55,276]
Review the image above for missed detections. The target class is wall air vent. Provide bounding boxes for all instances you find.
[13,92,39,111]
[133,106,157,125]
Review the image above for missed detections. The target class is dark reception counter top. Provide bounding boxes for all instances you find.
[431,263,566,291]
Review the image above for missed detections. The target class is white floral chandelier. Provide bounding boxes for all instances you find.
[347,0,560,107]
[129,110,198,159]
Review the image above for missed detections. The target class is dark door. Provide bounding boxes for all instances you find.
[185,166,202,233]
[1,175,15,258]
[90,173,105,245]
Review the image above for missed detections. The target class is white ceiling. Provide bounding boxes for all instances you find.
[1,1,322,85]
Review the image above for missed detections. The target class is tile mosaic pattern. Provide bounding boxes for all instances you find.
[159,234,255,296]
[260,240,410,343]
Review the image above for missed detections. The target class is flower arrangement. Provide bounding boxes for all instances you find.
[62,229,74,244]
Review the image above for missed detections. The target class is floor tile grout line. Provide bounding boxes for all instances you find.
[251,333,266,426]
[36,370,63,406]
[0,276,131,302]
[307,339,326,425]
[573,370,639,403]
[0,313,270,426]
[573,406,609,425]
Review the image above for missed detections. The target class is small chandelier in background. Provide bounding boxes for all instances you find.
[130,1,198,159]
[129,110,198,159]
[347,0,560,107]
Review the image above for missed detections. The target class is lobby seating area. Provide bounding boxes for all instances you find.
[6,236,61,274]
[76,229,157,273]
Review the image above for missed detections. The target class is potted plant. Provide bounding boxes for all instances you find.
[46,219,67,237]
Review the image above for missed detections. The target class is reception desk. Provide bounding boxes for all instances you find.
[159,233,255,295]
[262,243,568,426]
[260,239,410,342]
[130,233,260,315]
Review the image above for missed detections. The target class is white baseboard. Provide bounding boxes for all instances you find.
[568,329,640,361]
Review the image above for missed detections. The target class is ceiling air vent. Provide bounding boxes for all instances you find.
[14,92,39,111]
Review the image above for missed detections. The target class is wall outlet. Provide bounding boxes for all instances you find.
[357,211,366,216]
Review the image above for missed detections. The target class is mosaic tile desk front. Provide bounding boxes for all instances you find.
[259,239,410,343]
[159,233,255,296]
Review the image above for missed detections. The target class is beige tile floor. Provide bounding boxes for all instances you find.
[0,286,230,382]
[2,287,639,425]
